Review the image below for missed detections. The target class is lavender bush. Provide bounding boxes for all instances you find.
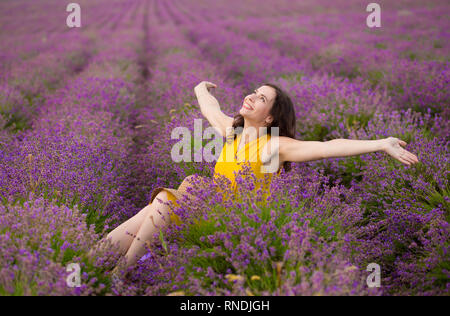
[0,196,123,295]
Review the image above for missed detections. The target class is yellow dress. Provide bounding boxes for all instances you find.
[149,132,281,225]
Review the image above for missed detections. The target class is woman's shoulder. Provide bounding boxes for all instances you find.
[260,135,292,153]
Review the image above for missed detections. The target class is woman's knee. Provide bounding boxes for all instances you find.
[153,190,170,205]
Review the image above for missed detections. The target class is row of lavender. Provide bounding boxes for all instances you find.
[0,0,141,134]
[0,0,151,295]
[163,0,449,121]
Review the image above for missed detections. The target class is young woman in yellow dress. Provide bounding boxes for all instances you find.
[95,81,419,271]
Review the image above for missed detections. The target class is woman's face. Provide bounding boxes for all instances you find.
[240,85,276,125]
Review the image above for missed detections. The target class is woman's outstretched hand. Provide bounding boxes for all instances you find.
[383,137,420,166]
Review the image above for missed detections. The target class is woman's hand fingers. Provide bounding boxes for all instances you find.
[399,156,411,166]
[195,81,217,94]
[205,82,217,93]
[403,154,414,165]
[403,149,419,164]
[205,82,217,89]
[406,151,419,163]
[400,149,420,166]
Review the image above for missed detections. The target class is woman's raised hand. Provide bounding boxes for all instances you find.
[195,81,217,93]
[383,137,420,166]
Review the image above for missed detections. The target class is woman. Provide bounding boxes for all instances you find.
[94,81,419,272]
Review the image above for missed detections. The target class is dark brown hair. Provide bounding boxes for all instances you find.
[231,83,296,172]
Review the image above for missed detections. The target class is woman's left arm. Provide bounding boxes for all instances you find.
[277,136,419,166]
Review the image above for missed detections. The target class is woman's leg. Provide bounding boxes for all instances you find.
[90,201,154,258]
[123,190,173,268]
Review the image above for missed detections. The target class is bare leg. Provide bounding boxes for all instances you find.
[89,202,154,258]
[123,190,173,268]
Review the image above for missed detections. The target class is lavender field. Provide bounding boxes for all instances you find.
[0,0,448,296]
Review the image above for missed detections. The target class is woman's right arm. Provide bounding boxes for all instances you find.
[194,81,234,138]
